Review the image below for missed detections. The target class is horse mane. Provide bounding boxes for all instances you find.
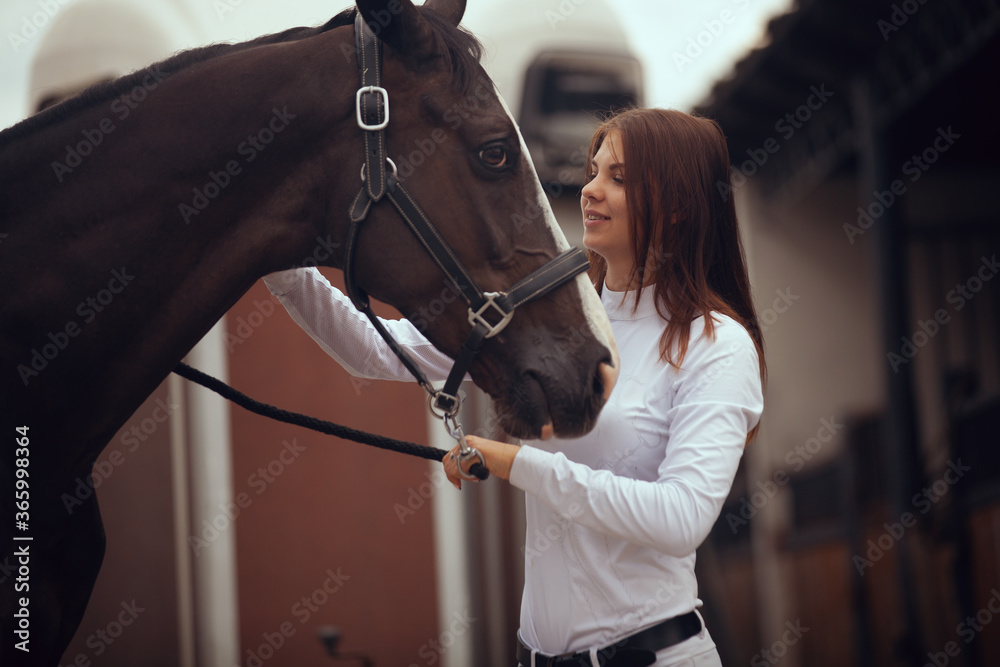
[0,6,483,148]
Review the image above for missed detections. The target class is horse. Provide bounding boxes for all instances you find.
[0,0,619,663]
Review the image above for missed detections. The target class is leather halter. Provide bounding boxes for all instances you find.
[343,14,590,473]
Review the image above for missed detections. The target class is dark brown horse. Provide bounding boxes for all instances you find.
[0,0,618,664]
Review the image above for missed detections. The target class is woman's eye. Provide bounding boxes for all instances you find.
[479,146,508,168]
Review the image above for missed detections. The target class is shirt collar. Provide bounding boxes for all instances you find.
[601,282,660,321]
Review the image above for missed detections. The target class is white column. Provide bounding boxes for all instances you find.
[430,418,474,667]
[185,320,241,667]
[169,372,196,667]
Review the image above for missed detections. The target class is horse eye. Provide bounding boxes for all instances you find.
[479,146,508,169]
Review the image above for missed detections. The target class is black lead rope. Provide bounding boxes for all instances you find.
[172,362,489,480]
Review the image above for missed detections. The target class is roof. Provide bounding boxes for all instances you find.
[694,0,1000,202]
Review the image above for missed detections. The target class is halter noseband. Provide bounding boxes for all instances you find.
[343,13,590,478]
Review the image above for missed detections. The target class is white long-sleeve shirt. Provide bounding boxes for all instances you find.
[263,267,763,658]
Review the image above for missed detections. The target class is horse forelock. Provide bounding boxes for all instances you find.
[0,5,483,150]
[418,7,484,95]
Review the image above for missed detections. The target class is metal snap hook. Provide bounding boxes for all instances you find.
[443,414,486,481]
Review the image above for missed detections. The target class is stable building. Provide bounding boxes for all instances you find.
[694,0,1000,665]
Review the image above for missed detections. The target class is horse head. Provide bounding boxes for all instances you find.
[339,0,619,439]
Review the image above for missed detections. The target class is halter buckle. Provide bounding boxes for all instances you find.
[469,292,513,338]
[428,390,462,419]
[355,85,389,131]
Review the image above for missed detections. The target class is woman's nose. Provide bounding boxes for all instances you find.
[581,178,601,201]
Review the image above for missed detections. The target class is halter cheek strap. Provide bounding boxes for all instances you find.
[344,13,590,479]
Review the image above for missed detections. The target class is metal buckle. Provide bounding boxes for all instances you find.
[468,292,513,338]
[428,390,462,420]
[355,85,389,131]
[359,157,398,182]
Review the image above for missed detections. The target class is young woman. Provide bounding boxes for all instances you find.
[264,108,765,666]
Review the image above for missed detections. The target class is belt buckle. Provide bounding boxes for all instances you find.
[552,652,587,666]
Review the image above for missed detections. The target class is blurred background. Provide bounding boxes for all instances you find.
[2,0,998,665]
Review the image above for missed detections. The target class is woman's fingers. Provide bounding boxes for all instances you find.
[440,436,521,489]
[443,449,463,490]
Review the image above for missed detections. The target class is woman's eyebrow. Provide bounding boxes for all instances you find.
[590,160,624,171]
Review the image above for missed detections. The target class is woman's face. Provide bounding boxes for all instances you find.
[581,130,631,271]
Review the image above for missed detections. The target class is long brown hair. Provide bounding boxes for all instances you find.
[585,108,766,392]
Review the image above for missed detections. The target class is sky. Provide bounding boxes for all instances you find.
[0,0,794,131]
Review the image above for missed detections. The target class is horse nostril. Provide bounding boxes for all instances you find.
[597,362,618,403]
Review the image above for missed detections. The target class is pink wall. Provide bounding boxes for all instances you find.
[228,274,440,667]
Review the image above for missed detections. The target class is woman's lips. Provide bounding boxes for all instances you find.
[584,211,610,227]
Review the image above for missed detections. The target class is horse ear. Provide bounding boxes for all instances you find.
[423,0,466,26]
[355,0,436,60]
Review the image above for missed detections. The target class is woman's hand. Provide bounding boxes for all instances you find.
[443,434,520,489]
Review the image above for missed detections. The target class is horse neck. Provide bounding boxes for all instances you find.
[0,28,361,447]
